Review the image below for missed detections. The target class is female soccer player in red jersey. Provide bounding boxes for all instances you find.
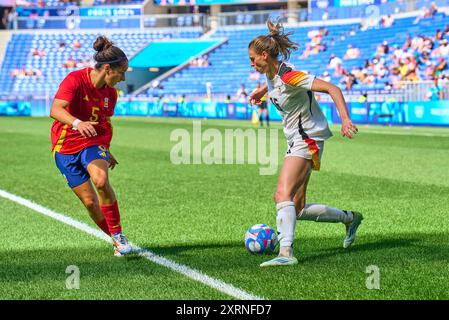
[50,36,131,256]
[248,20,363,267]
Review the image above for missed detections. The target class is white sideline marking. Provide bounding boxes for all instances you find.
[0,189,263,300]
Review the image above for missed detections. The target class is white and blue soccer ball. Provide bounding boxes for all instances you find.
[244,224,278,254]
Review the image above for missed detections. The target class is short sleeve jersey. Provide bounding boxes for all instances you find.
[51,67,118,154]
[266,62,333,142]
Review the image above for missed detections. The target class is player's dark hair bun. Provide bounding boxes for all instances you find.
[92,35,127,69]
[93,36,114,52]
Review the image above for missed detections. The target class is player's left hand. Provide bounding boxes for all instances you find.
[109,153,119,170]
[341,119,358,139]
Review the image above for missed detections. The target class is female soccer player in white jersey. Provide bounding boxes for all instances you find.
[248,20,364,267]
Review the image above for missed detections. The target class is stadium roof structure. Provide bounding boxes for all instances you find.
[129,39,225,68]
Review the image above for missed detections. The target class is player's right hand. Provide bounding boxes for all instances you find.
[248,88,267,106]
[341,119,358,139]
[77,121,98,138]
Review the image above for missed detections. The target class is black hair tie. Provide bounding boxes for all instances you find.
[96,57,126,65]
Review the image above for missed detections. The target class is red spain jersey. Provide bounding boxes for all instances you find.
[51,67,118,154]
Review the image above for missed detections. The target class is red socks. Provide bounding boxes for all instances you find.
[95,218,110,235]
[100,200,122,235]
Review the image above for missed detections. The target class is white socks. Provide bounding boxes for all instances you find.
[276,201,297,248]
[275,202,353,252]
[297,203,353,224]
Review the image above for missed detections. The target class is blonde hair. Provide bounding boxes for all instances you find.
[248,19,299,61]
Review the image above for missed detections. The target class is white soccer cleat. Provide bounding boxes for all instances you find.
[113,246,124,257]
[111,231,132,255]
[343,212,364,249]
[260,256,298,267]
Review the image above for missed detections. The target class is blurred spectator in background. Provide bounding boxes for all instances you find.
[328,54,342,69]
[342,72,357,90]
[320,71,331,82]
[300,44,314,59]
[301,28,328,58]
[425,77,443,100]
[414,2,438,24]
[432,39,449,57]
[319,27,329,37]
[176,95,186,117]
[252,82,269,127]
[344,44,360,59]
[11,67,42,79]
[236,84,248,103]
[1,8,9,29]
[381,15,395,27]
[76,57,91,68]
[424,61,435,80]
[192,5,201,27]
[198,55,210,67]
[403,35,412,50]
[353,67,365,83]
[62,55,76,68]
[206,81,212,101]
[434,57,448,77]
[31,47,45,58]
[391,44,404,60]
[334,63,347,77]
[189,55,210,67]
[321,10,329,21]
[429,2,438,17]
[72,39,81,50]
[377,41,389,56]
[59,40,66,51]
[444,24,449,36]
[7,8,16,30]
[348,27,356,36]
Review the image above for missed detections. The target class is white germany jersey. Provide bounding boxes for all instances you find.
[266,61,333,142]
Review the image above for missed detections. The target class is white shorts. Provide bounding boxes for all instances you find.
[285,139,324,171]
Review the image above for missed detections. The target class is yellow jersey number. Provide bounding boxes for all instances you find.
[90,106,99,122]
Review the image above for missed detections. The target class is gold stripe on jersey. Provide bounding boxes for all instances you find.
[52,124,69,157]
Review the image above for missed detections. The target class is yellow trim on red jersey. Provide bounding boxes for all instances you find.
[52,124,69,157]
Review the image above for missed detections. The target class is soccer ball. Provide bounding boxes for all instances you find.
[244,224,278,254]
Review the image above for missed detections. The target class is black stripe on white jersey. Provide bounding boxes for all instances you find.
[278,62,292,77]
[298,91,313,140]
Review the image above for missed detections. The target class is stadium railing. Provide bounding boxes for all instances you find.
[12,13,208,30]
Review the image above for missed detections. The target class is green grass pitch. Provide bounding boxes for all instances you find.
[0,116,448,300]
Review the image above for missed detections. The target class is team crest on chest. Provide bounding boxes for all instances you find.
[104,97,109,108]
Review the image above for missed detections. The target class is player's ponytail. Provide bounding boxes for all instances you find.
[93,36,128,70]
[249,19,299,61]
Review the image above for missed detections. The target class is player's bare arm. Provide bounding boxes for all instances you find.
[50,98,98,138]
[249,83,268,105]
[311,78,358,139]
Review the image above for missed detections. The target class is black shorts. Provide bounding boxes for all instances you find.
[258,101,267,110]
